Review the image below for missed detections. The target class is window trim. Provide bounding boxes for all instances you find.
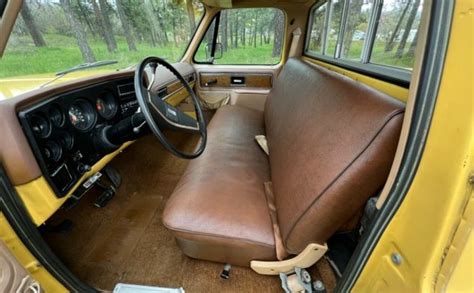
[304,0,415,87]
[192,7,286,66]
[309,53,411,86]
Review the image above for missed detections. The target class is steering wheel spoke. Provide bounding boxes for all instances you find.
[147,90,200,133]
[134,57,207,159]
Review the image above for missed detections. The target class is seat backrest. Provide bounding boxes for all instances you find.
[264,58,404,254]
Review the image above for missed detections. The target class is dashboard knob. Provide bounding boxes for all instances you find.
[77,163,91,174]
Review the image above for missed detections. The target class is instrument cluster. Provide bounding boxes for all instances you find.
[19,78,138,197]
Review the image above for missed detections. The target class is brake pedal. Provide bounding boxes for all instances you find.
[94,186,116,208]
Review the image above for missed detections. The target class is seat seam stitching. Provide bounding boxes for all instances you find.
[283,110,405,251]
[163,222,275,249]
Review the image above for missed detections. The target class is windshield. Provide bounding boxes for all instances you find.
[0,0,204,80]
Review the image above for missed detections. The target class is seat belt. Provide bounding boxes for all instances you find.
[288,27,302,58]
[252,181,328,275]
[264,182,288,260]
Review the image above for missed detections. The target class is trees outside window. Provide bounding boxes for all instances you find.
[20,1,47,47]
[371,0,424,69]
[306,0,424,70]
[195,8,285,65]
[2,0,205,78]
[308,3,328,54]
[340,0,374,60]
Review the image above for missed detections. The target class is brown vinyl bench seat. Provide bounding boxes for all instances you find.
[163,58,405,266]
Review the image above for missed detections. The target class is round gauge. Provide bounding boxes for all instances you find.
[30,114,51,138]
[68,99,97,131]
[44,141,62,162]
[49,104,65,127]
[58,132,74,150]
[96,92,118,120]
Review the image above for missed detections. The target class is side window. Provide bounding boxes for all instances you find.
[307,3,328,54]
[325,0,344,56]
[305,0,424,73]
[370,0,424,69]
[340,0,375,60]
[195,8,285,65]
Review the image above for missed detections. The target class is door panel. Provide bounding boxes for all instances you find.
[194,64,282,112]
[200,73,273,89]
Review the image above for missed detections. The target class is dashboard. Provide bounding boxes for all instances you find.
[18,78,139,197]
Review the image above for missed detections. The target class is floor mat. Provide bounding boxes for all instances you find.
[43,133,336,292]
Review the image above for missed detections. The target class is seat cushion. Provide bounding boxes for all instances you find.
[163,105,276,266]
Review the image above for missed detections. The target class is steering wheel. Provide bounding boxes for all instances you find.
[134,56,207,159]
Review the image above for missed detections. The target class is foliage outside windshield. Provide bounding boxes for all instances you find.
[0,0,204,79]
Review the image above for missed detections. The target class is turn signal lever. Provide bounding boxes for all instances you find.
[94,112,148,154]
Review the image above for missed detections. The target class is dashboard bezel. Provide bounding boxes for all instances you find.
[18,78,138,197]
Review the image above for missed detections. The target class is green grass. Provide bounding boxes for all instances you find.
[0,34,187,78]
[370,41,415,69]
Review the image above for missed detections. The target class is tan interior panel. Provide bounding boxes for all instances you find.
[230,91,268,111]
[164,81,196,107]
[200,73,273,89]
[196,90,230,109]
[0,239,40,292]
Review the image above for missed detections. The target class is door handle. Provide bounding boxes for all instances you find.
[231,76,246,85]
[204,79,218,87]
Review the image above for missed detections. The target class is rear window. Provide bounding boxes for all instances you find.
[306,0,425,75]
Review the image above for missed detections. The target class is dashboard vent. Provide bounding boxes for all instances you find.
[117,82,135,97]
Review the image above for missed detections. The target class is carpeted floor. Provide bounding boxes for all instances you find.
[43,133,337,292]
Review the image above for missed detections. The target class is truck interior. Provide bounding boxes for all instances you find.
[0,0,453,292]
